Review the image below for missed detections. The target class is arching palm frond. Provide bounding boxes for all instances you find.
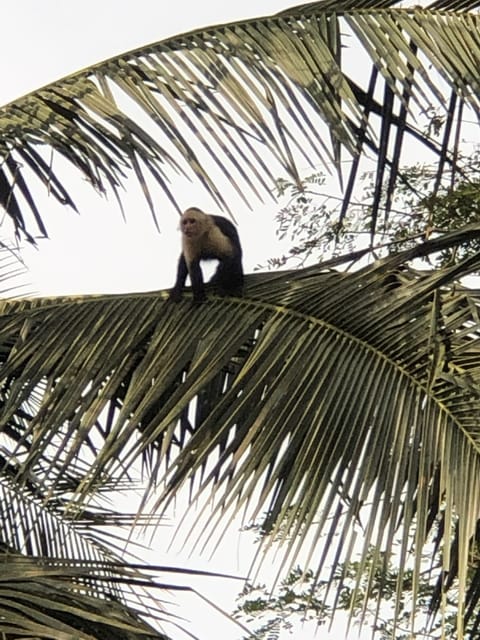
[0,241,30,296]
[0,472,245,639]
[0,555,170,640]
[1,1,479,239]
[2,224,480,631]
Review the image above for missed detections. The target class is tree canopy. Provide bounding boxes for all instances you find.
[2,1,480,638]
[2,1,480,238]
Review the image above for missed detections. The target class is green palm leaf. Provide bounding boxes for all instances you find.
[1,1,480,238]
[2,225,480,630]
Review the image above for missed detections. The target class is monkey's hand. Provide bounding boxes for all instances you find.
[168,288,183,302]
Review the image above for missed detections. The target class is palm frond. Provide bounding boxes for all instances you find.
[0,473,245,638]
[0,240,30,296]
[1,3,479,238]
[0,474,131,561]
[2,225,480,630]
[428,0,480,10]
[0,555,172,640]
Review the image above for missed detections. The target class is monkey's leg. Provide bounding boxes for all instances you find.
[189,260,207,303]
[212,258,243,297]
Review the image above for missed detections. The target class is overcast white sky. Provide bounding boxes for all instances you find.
[1,0,293,105]
[1,1,294,297]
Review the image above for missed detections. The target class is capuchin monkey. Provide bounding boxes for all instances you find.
[169,207,244,303]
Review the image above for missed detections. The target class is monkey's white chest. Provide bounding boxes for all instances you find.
[184,226,233,262]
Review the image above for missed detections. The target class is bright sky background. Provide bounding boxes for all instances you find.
[0,2,320,639]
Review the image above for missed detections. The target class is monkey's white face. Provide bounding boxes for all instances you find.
[181,208,209,239]
[181,214,201,238]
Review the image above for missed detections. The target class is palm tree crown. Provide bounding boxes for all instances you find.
[2,1,480,638]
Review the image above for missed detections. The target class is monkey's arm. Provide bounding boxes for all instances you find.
[169,254,207,304]
[169,255,189,302]
[188,258,207,303]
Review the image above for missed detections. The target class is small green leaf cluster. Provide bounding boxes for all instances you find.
[268,150,480,271]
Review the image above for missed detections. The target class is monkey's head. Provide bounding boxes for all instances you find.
[181,207,209,238]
